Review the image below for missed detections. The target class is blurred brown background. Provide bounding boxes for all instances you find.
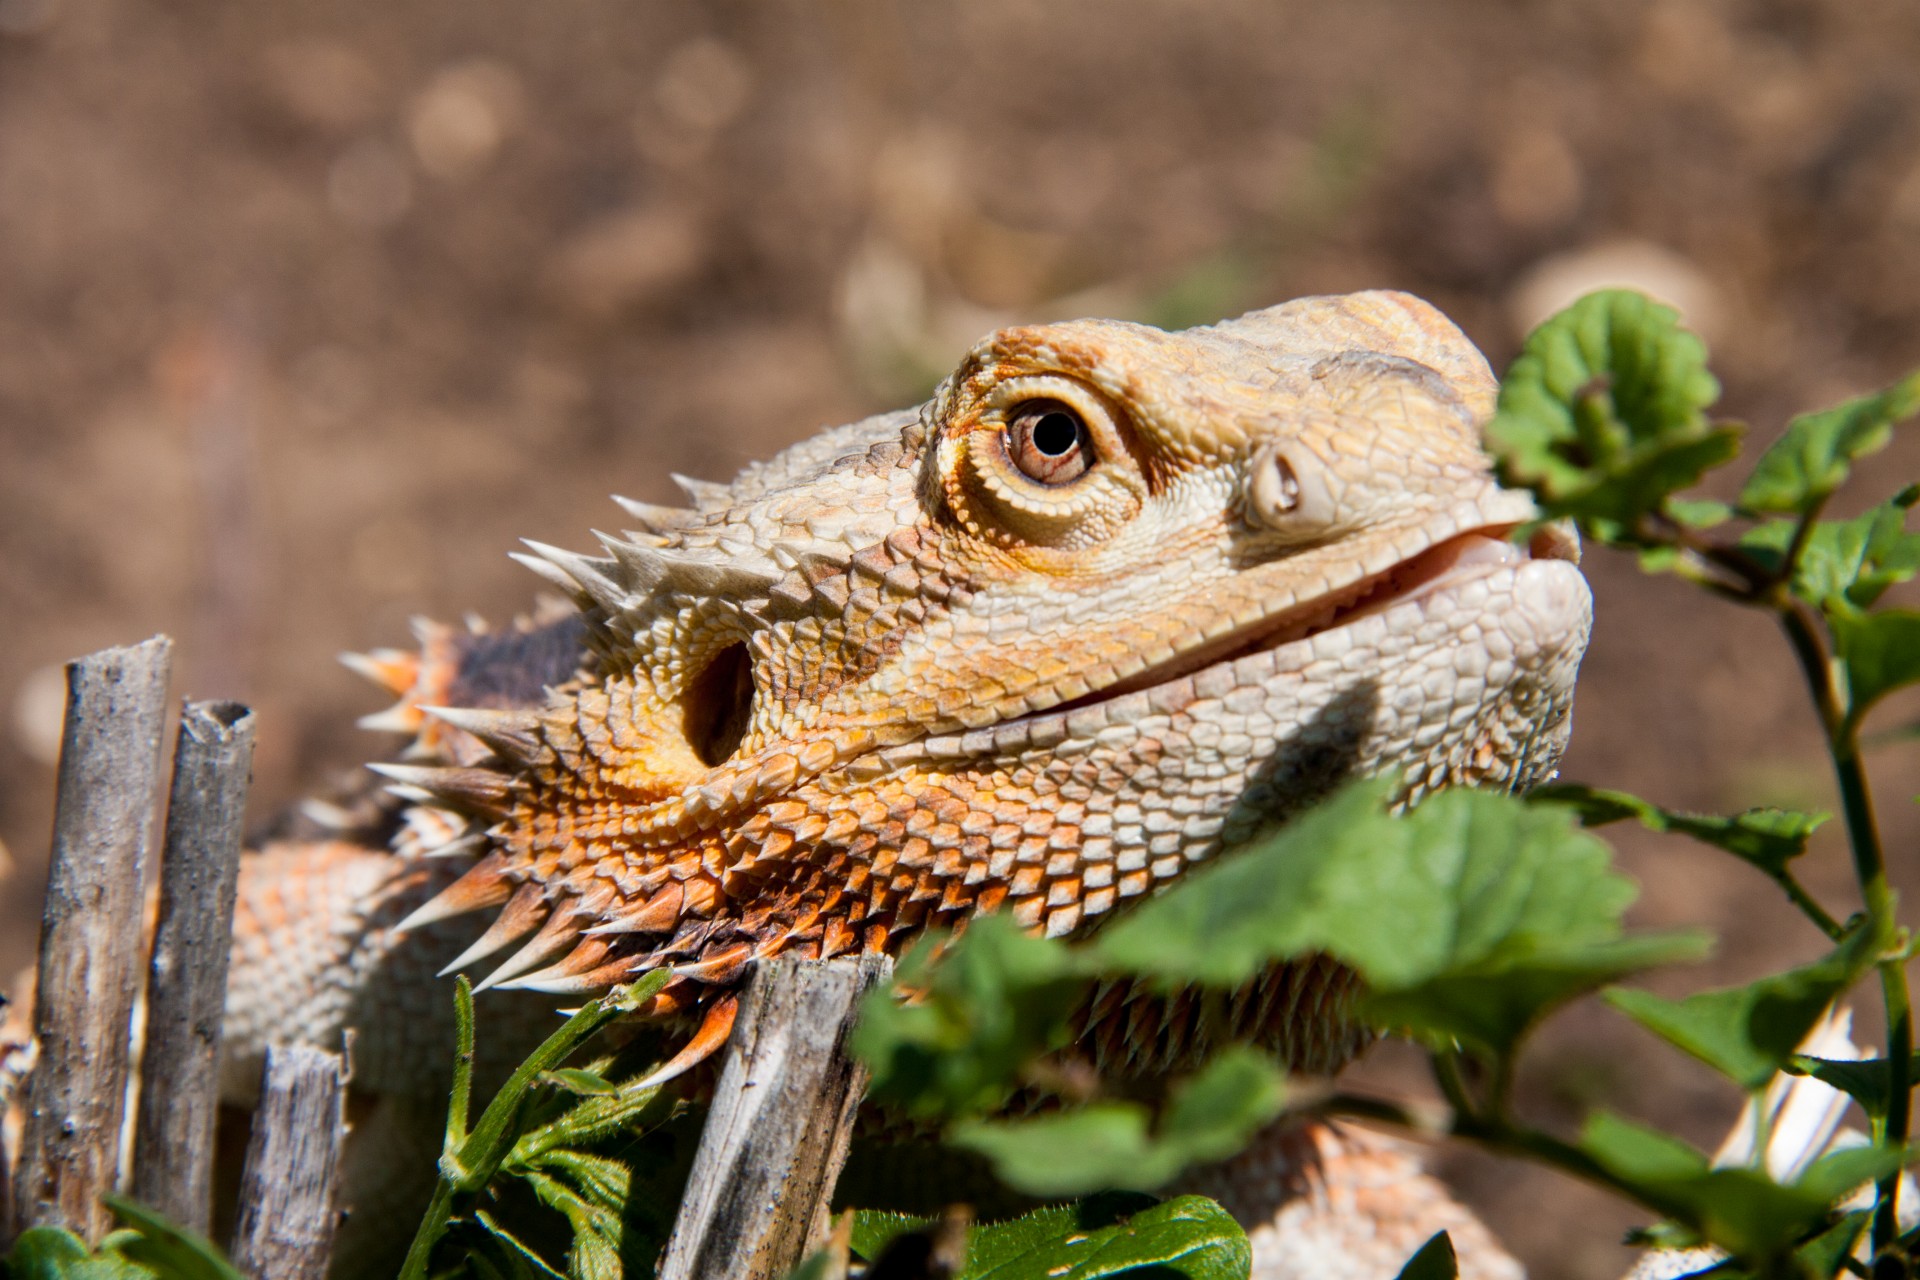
[4,0,1920,1274]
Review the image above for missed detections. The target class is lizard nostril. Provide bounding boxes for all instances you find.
[684,642,755,766]
[1245,442,1336,537]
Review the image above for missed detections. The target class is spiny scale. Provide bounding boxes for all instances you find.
[393,850,513,933]
[367,763,515,812]
[437,882,548,976]
[339,647,419,696]
[419,706,544,764]
[610,494,697,533]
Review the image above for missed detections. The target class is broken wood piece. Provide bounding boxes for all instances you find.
[8,636,174,1245]
[658,954,893,1280]
[228,1043,347,1280]
[132,699,257,1234]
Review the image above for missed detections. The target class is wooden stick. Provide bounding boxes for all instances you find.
[659,954,892,1280]
[228,1044,346,1280]
[131,700,256,1234]
[8,636,174,1244]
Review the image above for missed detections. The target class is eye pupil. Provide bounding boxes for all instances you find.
[1004,399,1094,486]
[1031,412,1078,457]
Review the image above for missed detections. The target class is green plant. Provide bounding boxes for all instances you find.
[395,971,689,1280]
[1,1196,243,1280]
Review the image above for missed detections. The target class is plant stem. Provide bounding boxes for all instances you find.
[1430,1048,1477,1118]
[1319,1090,1666,1221]
[396,1182,455,1280]
[1778,603,1911,1252]
[1776,872,1846,941]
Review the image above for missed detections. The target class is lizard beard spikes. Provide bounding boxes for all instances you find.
[362,291,1593,1078]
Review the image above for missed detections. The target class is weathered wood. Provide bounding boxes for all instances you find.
[659,954,893,1280]
[228,1044,346,1280]
[131,700,256,1233]
[8,636,174,1245]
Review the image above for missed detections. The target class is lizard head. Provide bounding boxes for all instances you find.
[381,291,1591,1072]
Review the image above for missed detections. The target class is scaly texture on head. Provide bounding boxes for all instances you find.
[372,291,1592,1075]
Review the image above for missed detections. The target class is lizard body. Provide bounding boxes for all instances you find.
[65,290,1595,1275]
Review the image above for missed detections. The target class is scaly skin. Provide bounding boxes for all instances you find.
[210,290,1591,1275]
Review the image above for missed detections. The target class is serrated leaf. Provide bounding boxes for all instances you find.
[1606,920,1885,1090]
[1531,783,1829,877]
[1832,608,1920,726]
[1486,289,1733,535]
[950,1049,1286,1197]
[1393,1232,1459,1280]
[847,1209,941,1263]
[920,1194,1249,1280]
[1579,1112,1904,1260]
[1738,370,1920,514]
[854,914,1089,1120]
[1739,493,1920,611]
[1094,778,1704,1055]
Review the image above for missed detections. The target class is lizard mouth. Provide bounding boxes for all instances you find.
[1061,521,1580,709]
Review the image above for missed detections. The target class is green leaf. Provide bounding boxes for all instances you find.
[99,1196,245,1280]
[1365,935,1706,1058]
[449,969,673,1187]
[854,914,1089,1120]
[1531,783,1829,877]
[505,1066,674,1167]
[519,1169,627,1280]
[950,1048,1286,1196]
[1605,920,1886,1090]
[1579,1112,1905,1260]
[920,1194,1249,1280]
[1157,1047,1289,1166]
[1393,1232,1459,1280]
[1738,370,1920,514]
[1832,608,1920,726]
[473,1209,569,1280]
[3,1228,154,1280]
[541,1068,617,1096]
[848,1209,942,1263]
[1486,289,1735,536]
[1668,499,1735,529]
[1094,778,1705,1055]
[1792,1052,1920,1120]
[781,1250,838,1280]
[1739,491,1920,610]
[1794,1209,1869,1279]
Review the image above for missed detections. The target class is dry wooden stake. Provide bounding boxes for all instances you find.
[132,699,256,1234]
[8,636,174,1245]
[659,954,892,1280]
[228,1044,346,1280]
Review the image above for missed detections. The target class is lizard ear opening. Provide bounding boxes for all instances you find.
[684,641,756,766]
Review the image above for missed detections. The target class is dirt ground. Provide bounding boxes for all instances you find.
[5,0,1920,1274]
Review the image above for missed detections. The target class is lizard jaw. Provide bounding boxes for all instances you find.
[1051,522,1575,715]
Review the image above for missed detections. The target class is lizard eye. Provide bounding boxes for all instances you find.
[1005,400,1093,485]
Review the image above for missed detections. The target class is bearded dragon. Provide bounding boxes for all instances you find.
[25,290,1596,1276]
